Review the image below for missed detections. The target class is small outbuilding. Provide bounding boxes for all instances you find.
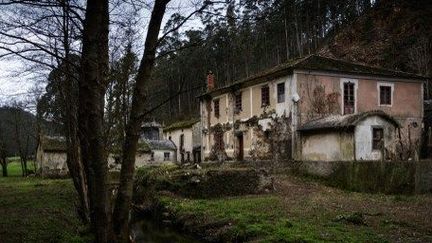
[142,139,177,165]
[36,136,68,176]
[299,110,400,161]
[163,119,201,163]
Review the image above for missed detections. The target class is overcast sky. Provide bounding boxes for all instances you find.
[0,0,204,106]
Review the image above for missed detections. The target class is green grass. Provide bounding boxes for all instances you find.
[0,175,90,243]
[161,195,386,242]
[1,159,37,177]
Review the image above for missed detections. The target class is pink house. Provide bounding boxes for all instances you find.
[199,55,426,162]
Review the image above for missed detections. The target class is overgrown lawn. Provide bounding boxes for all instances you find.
[0,172,89,242]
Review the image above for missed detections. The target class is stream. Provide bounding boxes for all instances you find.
[130,216,201,243]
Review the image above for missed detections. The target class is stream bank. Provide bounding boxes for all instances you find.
[130,164,432,242]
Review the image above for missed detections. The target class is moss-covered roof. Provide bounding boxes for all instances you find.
[199,54,427,98]
[163,118,200,132]
[145,140,176,151]
[298,110,400,132]
[40,136,67,152]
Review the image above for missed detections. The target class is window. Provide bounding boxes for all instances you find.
[372,128,384,150]
[179,134,184,151]
[150,152,154,161]
[379,85,392,105]
[214,132,224,151]
[261,85,270,107]
[164,152,170,161]
[213,99,220,118]
[343,82,355,114]
[277,83,285,103]
[235,92,242,113]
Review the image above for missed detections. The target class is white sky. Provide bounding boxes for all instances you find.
[0,0,204,106]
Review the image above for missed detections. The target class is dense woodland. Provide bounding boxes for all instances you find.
[146,0,432,123]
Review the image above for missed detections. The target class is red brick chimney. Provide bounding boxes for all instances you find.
[207,71,215,91]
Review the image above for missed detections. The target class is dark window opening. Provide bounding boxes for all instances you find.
[372,128,384,150]
[343,82,355,114]
[214,132,224,151]
[150,152,154,161]
[180,134,184,151]
[164,152,170,161]
[277,83,285,103]
[264,130,271,140]
[261,85,270,107]
[235,92,242,113]
[214,99,220,118]
[380,86,392,105]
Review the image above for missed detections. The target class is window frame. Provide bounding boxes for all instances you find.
[261,85,270,107]
[164,152,170,161]
[213,98,220,118]
[340,78,358,115]
[378,83,394,107]
[277,82,285,103]
[372,127,384,151]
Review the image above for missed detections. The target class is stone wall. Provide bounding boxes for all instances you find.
[293,160,432,194]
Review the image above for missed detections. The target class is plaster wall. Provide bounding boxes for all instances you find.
[296,72,423,145]
[37,150,68,176]
[301,131,354,161]
[164,128,193,162]
[354,116,397,160]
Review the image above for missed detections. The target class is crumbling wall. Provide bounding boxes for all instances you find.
[249,111,293,162]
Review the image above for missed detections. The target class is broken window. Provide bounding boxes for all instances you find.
[277,83,285,103]
[214,99,220,118]
[372,127,384,150]
[380,85,392,105]
[235,92,242,113]
[261,85,270,107]
[343,82,355,114]
[164,152,170,161]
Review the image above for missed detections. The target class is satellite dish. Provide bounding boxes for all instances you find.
[292,93,300,103]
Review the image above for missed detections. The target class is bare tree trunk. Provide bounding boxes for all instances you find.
[1,159,7,177]
[78,0,111,242]
[113,0,170,241]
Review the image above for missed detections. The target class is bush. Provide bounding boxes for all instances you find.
[134,165,272,199]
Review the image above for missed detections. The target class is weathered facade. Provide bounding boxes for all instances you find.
[36,136,68,176]
[299,111,400,161]
[199,55,426,162]
[163,119,201,163]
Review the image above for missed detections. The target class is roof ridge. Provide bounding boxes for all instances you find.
[308,54,428,78]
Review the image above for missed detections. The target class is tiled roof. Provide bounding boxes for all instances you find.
[145,139,176,151]
[199,55,428,98]
[298,110,400,132]
[40,136,67,152]
[164,118,200,132]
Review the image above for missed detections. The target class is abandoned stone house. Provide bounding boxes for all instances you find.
[139,121,177,164]
[198,55,426,162]
[36,135,68,176]
[163,119,202,163]
[37,122,176,175]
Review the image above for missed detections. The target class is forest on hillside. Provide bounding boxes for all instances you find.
[140,0,431,124]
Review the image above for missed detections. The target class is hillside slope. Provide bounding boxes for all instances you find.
[320,0,432,76]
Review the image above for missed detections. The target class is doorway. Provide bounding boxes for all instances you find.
[237,133,244,161]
